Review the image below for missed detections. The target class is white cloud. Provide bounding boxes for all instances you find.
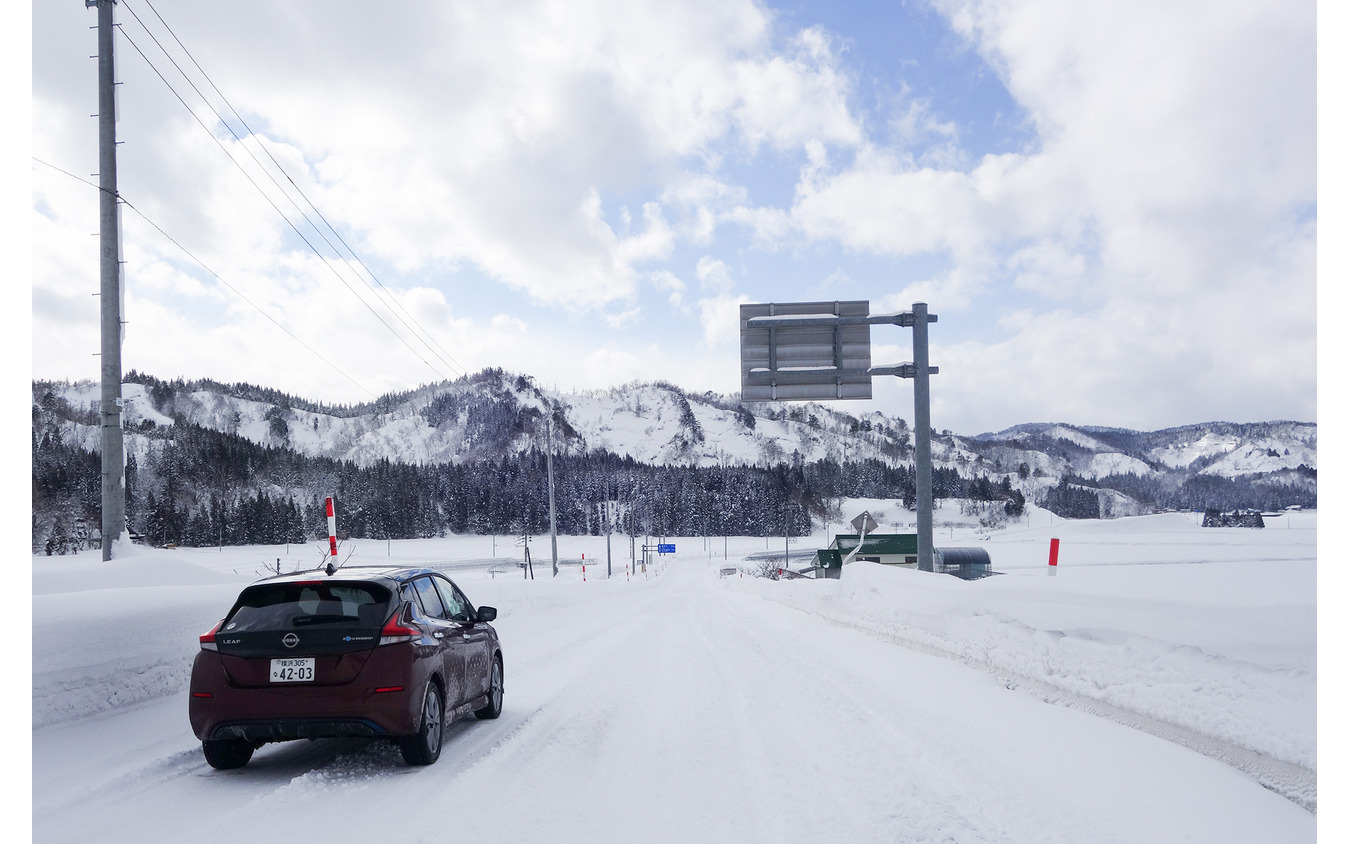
[698,300,749,350]
[875,260,991,314]
[782,0,1313,429]
[490,314,529,333]
[810,268,859,298]
[695,256,735,294]
[582,344,649,386]
[611,201,676,269]
[602,307,643,329]
[726,203,794,245]
[1006,239,1088,299]
[650,270,688,310]
[134,0,864,314]
[34,0,869,351]
[788,146,1059,261]
[660,173,748,244]
[888,94,964,169]
[731,26,862,151]
[927,0,1314,282]
[781,2,1311,269]
[30,0,1314,434]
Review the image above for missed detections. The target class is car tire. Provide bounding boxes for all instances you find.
[202,739,254,770]
[399,682,444,766]
[474,656,504,720]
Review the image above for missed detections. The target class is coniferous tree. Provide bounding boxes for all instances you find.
[31,376,1318,547]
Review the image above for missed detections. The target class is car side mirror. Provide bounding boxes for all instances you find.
[476,606,497,623]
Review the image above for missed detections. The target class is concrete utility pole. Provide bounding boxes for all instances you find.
[91,0,125,561]
[603,499,613,579]
[547,415,559,577]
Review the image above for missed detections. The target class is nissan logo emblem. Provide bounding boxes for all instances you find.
[282,633,300,648]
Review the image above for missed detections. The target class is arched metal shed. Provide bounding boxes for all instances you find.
[935,547,994,579]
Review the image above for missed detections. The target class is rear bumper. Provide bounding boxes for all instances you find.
[189,649,421,741]
[207,717,390,742]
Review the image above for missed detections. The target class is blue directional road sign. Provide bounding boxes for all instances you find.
[657,544,675,554]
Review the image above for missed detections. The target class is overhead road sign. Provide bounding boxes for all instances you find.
[740,301,872,401]
[739,302,938,401]
[736,299,941,574]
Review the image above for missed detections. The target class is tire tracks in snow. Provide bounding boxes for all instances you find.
[700,589,1021,843]
[774,602,1317,814]
[992,670,1317,813]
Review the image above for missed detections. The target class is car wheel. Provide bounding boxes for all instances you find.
[399,682,444,766]
[474,656,504,720]
[202,739,254,770]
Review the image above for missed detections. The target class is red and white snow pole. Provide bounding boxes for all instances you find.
[326,497,338,561]
[1048,537,1060,574]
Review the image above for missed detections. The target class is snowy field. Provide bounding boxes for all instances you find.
[28,505,1318,842]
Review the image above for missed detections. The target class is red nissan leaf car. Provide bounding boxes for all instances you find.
[189,566,503,769]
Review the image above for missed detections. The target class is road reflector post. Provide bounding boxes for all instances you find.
[1048,537,1060,575]
[325,497,338,564]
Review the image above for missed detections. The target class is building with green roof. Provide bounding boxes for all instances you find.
[829,533,920,566]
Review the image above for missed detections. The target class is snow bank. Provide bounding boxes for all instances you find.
[31,551,250,729]
[741,512,1317,771]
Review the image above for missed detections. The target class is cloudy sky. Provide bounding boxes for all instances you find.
[30,0,1318,436]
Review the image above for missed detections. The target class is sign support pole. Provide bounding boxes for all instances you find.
[912,303,935,572]
[740,299,939,573]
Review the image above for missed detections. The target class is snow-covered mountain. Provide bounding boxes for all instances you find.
[35,369,1316,482]
[33,369,1317,536]
[969,420,1316,481]
[37,369,915,471]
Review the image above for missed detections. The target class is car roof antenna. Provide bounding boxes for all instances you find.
[322,544,355,576]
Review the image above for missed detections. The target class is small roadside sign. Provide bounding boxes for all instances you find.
[851,511,878,534]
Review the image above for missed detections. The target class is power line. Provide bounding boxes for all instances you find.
[112,24,442,380]
[33,156,379,401]
[134,0,471,380]
[126,0,467,380]
[113,21,453,384]
[114,2,467,383]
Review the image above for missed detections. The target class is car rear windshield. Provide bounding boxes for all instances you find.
[225,581,393,633]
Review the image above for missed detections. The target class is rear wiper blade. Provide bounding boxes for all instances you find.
[292,614,351,626]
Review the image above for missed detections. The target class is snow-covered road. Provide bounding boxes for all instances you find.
[32,516,1315,843]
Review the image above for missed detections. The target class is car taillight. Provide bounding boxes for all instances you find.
[379,607,419,646]
[199,620,223,652]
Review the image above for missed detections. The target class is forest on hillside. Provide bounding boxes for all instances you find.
[32,417,1027,554]
[31,374,1314,554]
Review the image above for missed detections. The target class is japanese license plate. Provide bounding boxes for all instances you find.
[270,657,315,683]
